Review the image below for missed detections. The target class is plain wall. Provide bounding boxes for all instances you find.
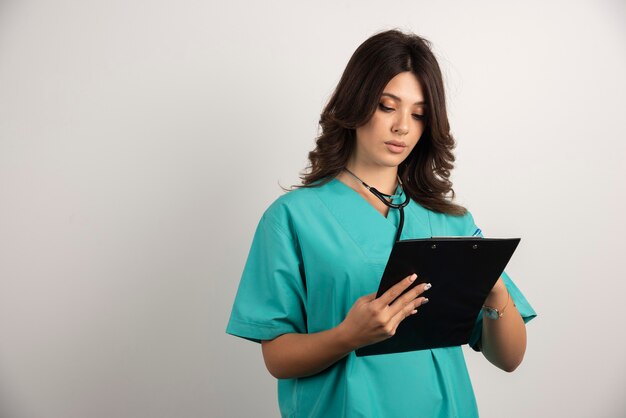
[1,0,625,417]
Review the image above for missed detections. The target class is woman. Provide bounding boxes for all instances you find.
[226,29,536,417]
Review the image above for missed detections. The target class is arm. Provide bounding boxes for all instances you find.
[261,274,431,379]
[261,323,355,379]
[478,277,527,372]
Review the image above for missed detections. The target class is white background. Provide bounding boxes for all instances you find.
[1,1,625,417]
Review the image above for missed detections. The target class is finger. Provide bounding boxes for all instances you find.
[377,273,417,306]
[388,296,427,329]
[387,283,431,317]
[392,281,431,307]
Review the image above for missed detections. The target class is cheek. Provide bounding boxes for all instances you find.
[413,125,425,143]
[406,131,423,152]
[356,113,391,145]
[356,123,377,144]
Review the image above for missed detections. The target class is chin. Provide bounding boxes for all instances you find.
[379,155,409,168]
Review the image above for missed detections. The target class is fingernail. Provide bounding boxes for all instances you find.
[422,298,429,305]
[409,274,417,282]
[411,309,418,314]
[424,283,432,290]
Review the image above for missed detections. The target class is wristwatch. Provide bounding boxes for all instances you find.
[482,290,513,320]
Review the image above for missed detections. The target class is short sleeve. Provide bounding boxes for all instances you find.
[225,210,307,343]
[463,212,538,352]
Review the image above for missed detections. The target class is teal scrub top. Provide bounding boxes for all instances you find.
[226,178,537,418]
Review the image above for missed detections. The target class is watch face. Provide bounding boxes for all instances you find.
[484,307,499,320]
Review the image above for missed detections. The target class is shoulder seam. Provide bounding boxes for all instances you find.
[262,210,293,240]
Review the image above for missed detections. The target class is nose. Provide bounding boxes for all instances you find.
[392,113,409,136]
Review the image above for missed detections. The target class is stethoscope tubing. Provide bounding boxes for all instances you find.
[344,169,409,242]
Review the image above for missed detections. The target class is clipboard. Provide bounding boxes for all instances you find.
[355,237,520,356]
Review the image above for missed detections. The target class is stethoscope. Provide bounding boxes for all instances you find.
[344,168,410,243]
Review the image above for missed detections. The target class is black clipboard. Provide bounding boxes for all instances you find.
[355,237,520,356]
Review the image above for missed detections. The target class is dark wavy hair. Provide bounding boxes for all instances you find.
[296,29,466,216]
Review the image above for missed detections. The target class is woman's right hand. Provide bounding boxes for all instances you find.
[338,274,431,350]
[261,274,431,379]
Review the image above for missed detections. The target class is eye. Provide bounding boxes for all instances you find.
[378,103,394,112]
[412,113,426,121]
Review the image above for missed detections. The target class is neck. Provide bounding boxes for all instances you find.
[343,162,399,196]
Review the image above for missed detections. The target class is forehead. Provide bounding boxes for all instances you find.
[382,72,425,105]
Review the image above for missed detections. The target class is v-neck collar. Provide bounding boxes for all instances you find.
[332,177,404,221]
[312,178,432,264]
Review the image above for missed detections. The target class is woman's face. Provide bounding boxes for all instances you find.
[352,71,426,169]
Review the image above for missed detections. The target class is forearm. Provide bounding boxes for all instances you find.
[261,276,429,379]
[479,278,527,372]
[261,323,355,379]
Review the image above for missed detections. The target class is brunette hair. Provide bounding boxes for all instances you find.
[297,29,466,215]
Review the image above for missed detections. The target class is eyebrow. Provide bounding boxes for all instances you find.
[381,92,426,106]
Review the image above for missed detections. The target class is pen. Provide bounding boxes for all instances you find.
[472,228,482,237]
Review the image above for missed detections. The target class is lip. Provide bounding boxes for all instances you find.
[385,140,407,147]
[384,140,407,154]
